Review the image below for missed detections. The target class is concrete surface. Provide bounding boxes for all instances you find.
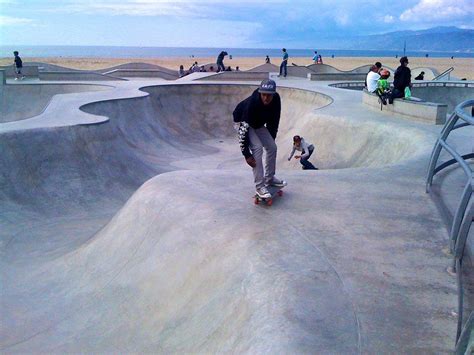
[197,71,270,81]
[0,83,112,123]
[104,69,178,80]
[0,69,6,85]
[309,73,367,81]
[411,81,474,114]
[1,74,473,353]
[39,71,126,81]
[0,65,39,78]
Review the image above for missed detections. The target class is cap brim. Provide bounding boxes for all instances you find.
[258,89,275,94]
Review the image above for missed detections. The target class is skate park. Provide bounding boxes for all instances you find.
[0,64,473,353]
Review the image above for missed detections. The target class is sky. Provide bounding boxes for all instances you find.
[0,0,473,48]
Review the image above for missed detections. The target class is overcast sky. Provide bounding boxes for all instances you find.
[1,0,473,47]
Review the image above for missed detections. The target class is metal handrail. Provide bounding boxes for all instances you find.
[433,67,454,81]
[425,99,474,348]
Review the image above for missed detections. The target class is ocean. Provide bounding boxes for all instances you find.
[1,45,473,59]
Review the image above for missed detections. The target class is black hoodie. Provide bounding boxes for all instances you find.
[233,89,281,158]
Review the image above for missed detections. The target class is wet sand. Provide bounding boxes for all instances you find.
[1,56,472,79]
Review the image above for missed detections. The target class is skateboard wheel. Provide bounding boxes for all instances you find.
[277,190,283,196]
[254,198,259,205]
[267,199,273,206]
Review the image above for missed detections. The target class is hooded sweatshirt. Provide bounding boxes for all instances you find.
[233,89,281,158]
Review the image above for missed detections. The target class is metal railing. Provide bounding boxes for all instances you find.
[433,67,454,81]
[425,99,474,348]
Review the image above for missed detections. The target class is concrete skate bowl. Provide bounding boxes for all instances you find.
[81,84,425,170]
[0,83,431,352]
[0,83,111,123]
[0,84,427,231]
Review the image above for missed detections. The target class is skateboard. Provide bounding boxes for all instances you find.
[254,185,284,206]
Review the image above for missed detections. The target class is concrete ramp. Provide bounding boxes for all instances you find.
[1,81,462,352]
[0,83,111,123]
[2,170,360,353]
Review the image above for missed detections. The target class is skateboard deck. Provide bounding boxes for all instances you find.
[254,185,284,206]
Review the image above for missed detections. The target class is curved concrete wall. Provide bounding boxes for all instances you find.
[0,83,425,210]
[411,83,474,113]
[0,84,111,123]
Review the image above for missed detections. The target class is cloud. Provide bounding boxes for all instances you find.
[383,15,395,23]
[335,13,349,26]
[48,0,284,17]
[400,0,474,22]
[0,15,34,26]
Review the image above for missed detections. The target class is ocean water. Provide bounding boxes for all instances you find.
[1,45,473,59]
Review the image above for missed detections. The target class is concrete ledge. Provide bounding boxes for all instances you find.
[103,69,178,80]
[309,72,367,81]
[3,65,39,78]
[0,69,5,85]
[286,66,314,78]
[196,71,269,81]
[362,90,447,125]
[330,82,365,91]
[39,71,126,81]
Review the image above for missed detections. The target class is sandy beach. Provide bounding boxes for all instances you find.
[1,56,473,79]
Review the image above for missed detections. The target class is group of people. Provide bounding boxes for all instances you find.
[312,51,323,64]
[365,56,413,105]
[178,58,239,77]
[233,79,318,199]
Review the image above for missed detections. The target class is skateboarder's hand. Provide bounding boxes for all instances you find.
[294,155,301,159]
[246,156,256,168]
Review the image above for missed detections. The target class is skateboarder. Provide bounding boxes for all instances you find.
[288,135,317,170]
[13,51,25,80]
[233,79,287,199]
[216,51,228,72]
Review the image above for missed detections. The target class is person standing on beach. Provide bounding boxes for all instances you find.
[233,79,287,199]
[265,55,271,64]
[279,48,288,77]
[13,51,25,80]
[312,51,318,64]
[216,51,228,72]
[389,56,411,103]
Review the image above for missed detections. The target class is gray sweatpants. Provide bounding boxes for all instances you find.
[248,126,277,189]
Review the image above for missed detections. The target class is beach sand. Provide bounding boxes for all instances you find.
[0,56,472,79]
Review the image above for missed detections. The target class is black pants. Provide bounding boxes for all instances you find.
[279,61,287,77]
[301,147,317,170]
[389,88,404,104]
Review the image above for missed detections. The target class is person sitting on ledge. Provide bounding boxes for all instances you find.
[178,65,185,77]
[376,69,392,106]
[414,71,425,80]
[288,135,318,170]
[366,65,381,93]
[389,56,411,104]
[365,61,382,88]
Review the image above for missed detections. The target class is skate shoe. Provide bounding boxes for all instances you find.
[267,177,287,187]
[256,186,271,199]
